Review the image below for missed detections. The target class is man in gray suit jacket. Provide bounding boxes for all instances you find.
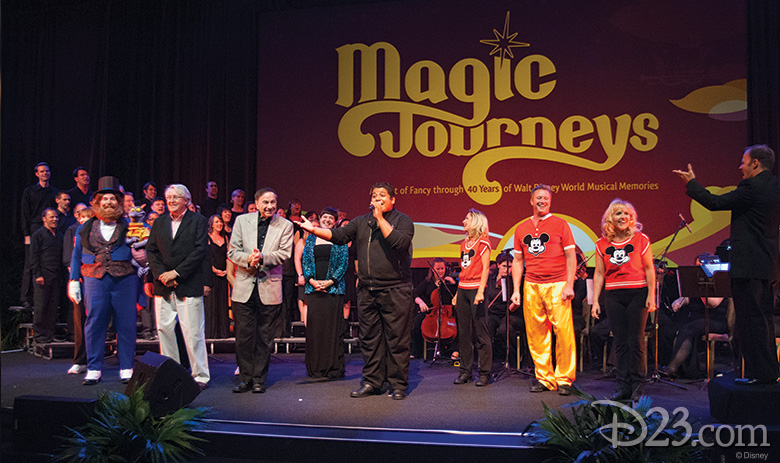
[675,144,780,385]
[229,187,294,393]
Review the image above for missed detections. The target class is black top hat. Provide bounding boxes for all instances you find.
[92,176,124,201]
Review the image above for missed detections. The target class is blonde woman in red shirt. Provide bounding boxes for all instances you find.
[453,209,492,387]
[592,199,656,401]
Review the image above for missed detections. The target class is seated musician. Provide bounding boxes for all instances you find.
[661,295,731,378]
[661,253,731,379]
[484,253,530,368]
[410,258,458,359]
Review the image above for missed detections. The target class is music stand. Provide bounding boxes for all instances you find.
[676,265,731,383]
[646,216,690,390]
[492,276,533,381]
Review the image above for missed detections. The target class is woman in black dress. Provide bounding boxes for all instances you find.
[205,214,231,339]
[302,208,349,379]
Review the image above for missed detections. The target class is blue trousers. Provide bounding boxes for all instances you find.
[83,274,137,371]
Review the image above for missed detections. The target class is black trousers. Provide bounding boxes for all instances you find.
[21,244,33,304]
[731,278,778,381]
[280,274,298,337]
[456,288,492,377]
[357,284,413,391]
[605,287,648,394]
[33,277,60,342]
[487,312,527,366]
[233,287,281,387]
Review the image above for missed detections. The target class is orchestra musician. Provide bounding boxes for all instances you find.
[410,258,457,359]
[484,252,529,368]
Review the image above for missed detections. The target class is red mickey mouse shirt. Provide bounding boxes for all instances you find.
[595,232,651,290]
[458,236,491,290]
[513,214,575,284]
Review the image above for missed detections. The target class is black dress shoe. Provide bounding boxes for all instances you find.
[196,381,208,391]
[390,390,406,400]
[529,383,550,393]
[252,383,266,393]
[475,375,490,387]
[631,384,645,401]
[558,384,573,396]
[735,377,778,386]
[454,373,472,385]
[611,390,631,401]
[350,383,380,398]
[232,382,252,393]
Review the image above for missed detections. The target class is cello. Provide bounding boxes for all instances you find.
[420,285,457,343]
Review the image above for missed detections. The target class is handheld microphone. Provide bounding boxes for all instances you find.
[678,213,693,233]
[369,204,374,211]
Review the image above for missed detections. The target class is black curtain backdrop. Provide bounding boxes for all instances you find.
[748,0,780,160]
[1,0,778,316]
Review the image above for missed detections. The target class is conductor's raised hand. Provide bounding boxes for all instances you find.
[672,164,695,184]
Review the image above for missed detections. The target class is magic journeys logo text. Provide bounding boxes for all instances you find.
[335,15,659,205]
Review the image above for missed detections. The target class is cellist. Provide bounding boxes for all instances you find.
[410,258,457,359]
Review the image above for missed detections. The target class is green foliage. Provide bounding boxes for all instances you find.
[1,309,26,351]
[526,387,703,463]
[55,385,209,463]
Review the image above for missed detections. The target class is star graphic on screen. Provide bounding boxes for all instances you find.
[479,11,529,61]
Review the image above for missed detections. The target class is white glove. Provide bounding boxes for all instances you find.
[68,280,82,304]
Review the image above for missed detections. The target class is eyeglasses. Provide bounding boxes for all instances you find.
[165,195,183,201]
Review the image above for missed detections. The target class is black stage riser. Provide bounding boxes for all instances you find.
[195,430,558,463]
[12,395,97,456]
[709,375,780,425]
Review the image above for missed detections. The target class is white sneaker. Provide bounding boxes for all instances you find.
[68,364,86,375]
[234,366,240,376]
[83,370,101,385]
[120,369,133,383]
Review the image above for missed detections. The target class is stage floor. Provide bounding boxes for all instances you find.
[1,349,717,433]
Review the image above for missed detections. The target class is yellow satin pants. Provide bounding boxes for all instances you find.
[523,280,576,390]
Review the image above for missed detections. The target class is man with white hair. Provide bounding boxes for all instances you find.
[146,184,212,390]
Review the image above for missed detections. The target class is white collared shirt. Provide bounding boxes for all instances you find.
[170,208,187,238]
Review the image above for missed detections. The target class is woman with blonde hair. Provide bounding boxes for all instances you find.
[453,209,492,387]
[592,199,656,401]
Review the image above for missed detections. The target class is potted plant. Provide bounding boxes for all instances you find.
[526,387,703,462]
[56,385,209,463]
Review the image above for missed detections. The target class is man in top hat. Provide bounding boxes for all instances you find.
[68,176,138,385]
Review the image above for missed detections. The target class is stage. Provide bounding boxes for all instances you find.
[4,344,760,462]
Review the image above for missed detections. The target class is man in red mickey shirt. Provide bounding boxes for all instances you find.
[511,185,577,395]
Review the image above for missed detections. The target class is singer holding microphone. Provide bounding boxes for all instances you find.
[298,182,415,400]
[591,199,656,401]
